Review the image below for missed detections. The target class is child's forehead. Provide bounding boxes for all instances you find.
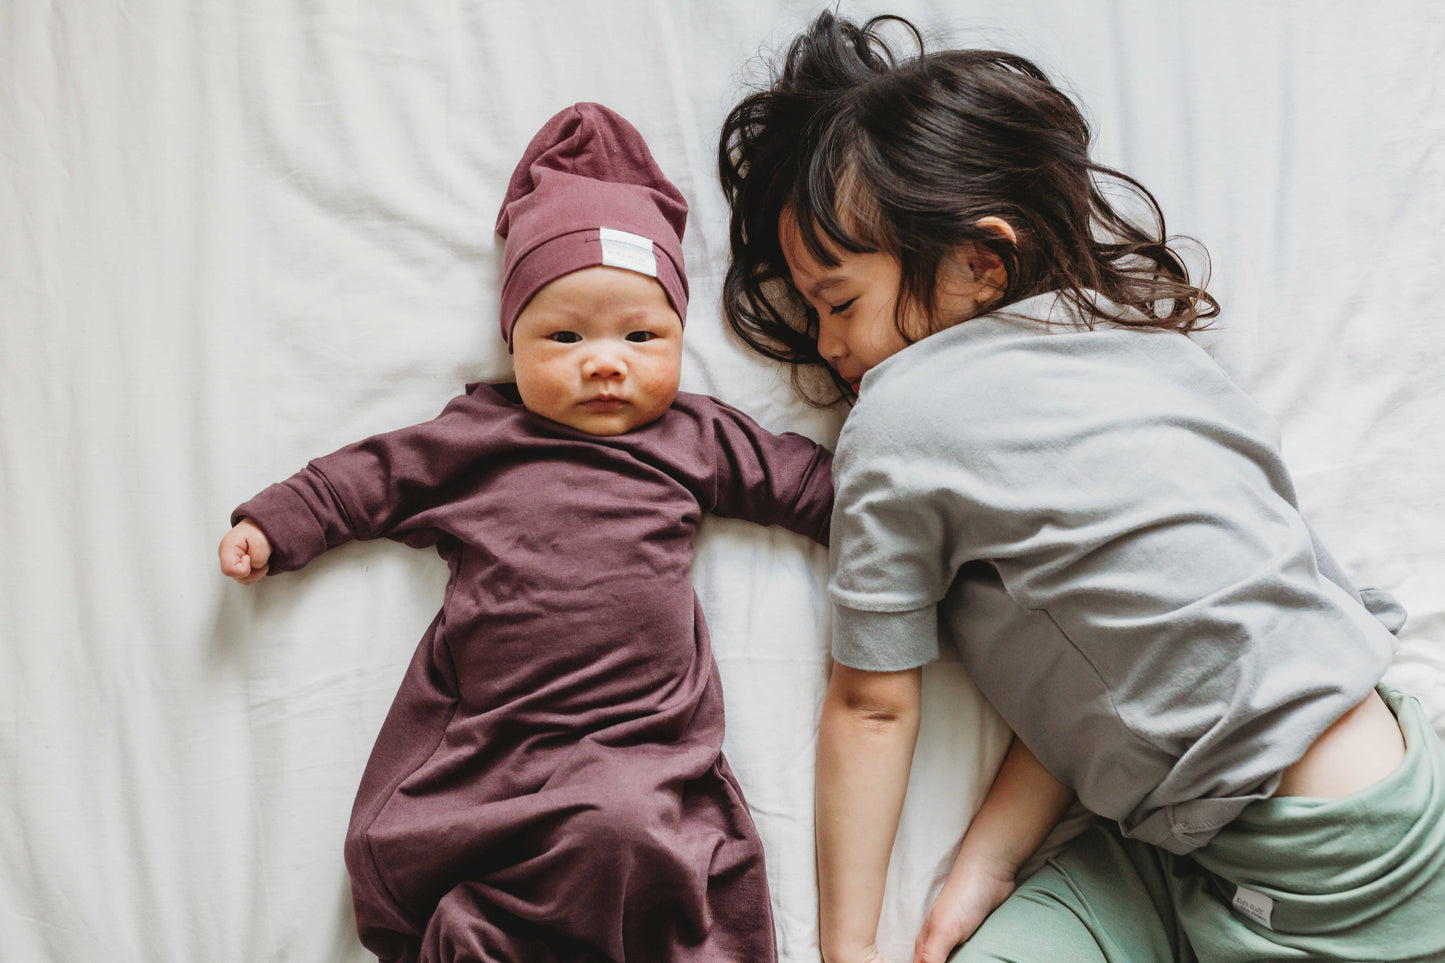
[779,181,884,270]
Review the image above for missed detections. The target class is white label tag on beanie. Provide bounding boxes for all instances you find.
[599,227,657,278]
[1232,886,1274,929]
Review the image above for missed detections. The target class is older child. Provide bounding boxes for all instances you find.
[717,12,1444,963]
[220,103,831,963]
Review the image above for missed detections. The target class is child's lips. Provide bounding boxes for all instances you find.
[582,396,625,411]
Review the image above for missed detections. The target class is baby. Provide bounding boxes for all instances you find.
[219,103,832,963]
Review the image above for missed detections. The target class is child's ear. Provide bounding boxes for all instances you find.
[968,216,1016,289]
[976,215,1017,246]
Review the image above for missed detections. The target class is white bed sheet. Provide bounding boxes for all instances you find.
[2,2,1442,961]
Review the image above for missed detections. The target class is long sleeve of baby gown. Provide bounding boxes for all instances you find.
[232,390,495,573]
[680,395,833,546]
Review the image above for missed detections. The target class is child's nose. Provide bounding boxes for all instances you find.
[816,325,847,364]
[583,348,626,379]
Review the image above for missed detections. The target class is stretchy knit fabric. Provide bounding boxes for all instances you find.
[234,383,833,963]
[828,291,1403,854]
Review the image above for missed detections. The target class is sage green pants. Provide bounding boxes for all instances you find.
[954,688,1445,962]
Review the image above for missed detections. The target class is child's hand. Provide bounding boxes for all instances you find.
[219,518,272,585]
[912,858,1016,963]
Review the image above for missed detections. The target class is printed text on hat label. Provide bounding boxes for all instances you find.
[599,227,658,278]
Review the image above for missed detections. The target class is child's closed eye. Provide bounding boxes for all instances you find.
[829,298,857,314]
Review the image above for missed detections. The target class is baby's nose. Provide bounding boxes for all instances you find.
[583,349,626,378]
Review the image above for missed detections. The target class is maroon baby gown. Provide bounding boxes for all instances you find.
[233,382,833,962]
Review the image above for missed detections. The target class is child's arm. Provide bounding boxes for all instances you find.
[816,662,922,963]
[220,387,494,579]
[912,738,1074,963]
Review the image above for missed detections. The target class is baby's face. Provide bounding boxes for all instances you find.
[511,266,683,436]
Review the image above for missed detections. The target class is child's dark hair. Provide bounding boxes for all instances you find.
[718,11,1218,402]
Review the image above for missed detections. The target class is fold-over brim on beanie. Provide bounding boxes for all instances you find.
[495,103,689,346]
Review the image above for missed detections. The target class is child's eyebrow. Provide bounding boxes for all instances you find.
[806,276,848,299]
[620,308,662,325]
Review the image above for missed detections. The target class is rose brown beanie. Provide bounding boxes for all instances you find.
[494,103,689,347]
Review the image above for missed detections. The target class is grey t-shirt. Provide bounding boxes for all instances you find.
[829,292,1402,854]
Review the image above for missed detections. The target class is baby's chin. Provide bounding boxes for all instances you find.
[525,402,673,436]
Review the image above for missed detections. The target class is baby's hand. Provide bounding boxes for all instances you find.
[219,518,272,585]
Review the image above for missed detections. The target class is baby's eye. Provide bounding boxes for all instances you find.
[549,331,582,344]
[829,298,857,315]
[625,331,656,343]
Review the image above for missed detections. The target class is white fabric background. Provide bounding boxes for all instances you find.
[2,2,1442,961]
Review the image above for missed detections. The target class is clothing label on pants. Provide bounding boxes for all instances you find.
[1232,885,1275,929]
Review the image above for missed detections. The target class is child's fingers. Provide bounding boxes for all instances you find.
[243,533,271,571]
[235,556,269,585]
[219,532,248,577]
[219,525,271,583]
[236,519,272,571]
[913,912,963,963]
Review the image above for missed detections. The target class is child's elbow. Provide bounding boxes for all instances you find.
[825,662,922,731]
